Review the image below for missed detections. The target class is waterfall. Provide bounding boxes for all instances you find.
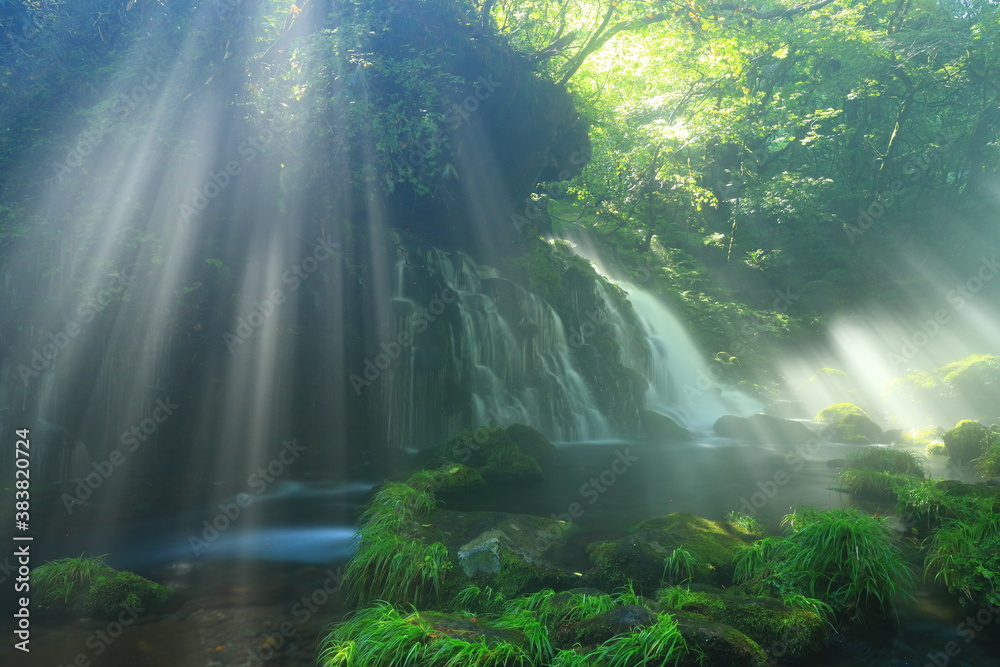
[382,247,609,446]
[624,282,760,430]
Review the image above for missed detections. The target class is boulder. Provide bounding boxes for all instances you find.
[505,423,559,460]
[713,414,814,447]
[435,510,579,597]
[640,410,691,441]
[573,605,659,646]
[586,512,755,593]
[671,611,767,667]
[814,403,883,444]
[661,588,830,663]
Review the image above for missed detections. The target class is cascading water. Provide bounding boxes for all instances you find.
[383,246,609,445]
[590,276,760,432]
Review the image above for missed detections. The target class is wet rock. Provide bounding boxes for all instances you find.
[640,409,692,441]
[661,589,830,663]
[815,403,884,444]
[713,414,814,447]
[671,611,767,667]
[585,512,755,593]
[573,604,658,645]
[437,510,579,597]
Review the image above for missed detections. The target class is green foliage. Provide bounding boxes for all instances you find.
[580,613,688,666]
[662,546,700,585]
[837,446,927,498]
[32,553,108,605]
[84,570,171,613]
[345,481,452,607]
[725,510,764,535]
[31,554,169,614]
[735,508,914,621]
[358,482,438,533]
[896,478,1000,535]
[926,513,1000,609]
[974,437,1000,477]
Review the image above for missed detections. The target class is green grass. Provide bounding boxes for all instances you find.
[726,510,764,535]
[837,446,927,498]
[581,613,689,666]
[926,513,1000,609]
[32,554,108,607]
[735,508,914,621]
[973,438,1000,477]
[662,546,700,584]
[345,530,451,607]
[344,481,451,607]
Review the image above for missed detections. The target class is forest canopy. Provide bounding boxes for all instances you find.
[1,0,999,316]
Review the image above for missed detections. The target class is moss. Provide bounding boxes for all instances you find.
[31,556,170,615]
[926,441,948,455]
[408,463,485,494]
[482,444,543,484]
[586,513,754,593]
[671,611,767,667]
[815,403,883,444]
[505,423,558,461]
[416,425,547,487]
[943,420,992,464]
[660,589,829,662]
[83,570,171,613]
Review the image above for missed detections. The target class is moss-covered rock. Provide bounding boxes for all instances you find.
[586,513,755,593]
[32,556,171,616]
[943,419,992,463]
[505,423,559,460]
[815,403,883,444]
[434,509,580,598]
[415,424,547,487]
[408,463,486,494]
[659,589,829,662]
[926,441,948,455]
[573,604,659,646]
[482,444,543,484]
[671,611,768,667]
[83,570,172,613]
